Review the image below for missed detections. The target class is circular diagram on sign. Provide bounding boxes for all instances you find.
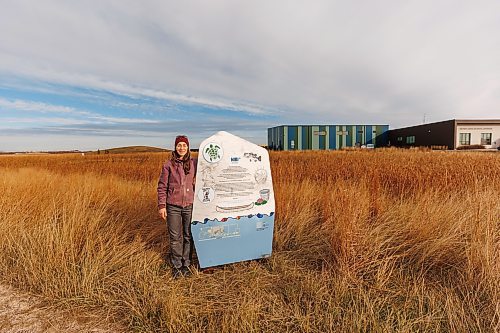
[254,168,267,184]
[197,187,215,203]
[202,142,223,163]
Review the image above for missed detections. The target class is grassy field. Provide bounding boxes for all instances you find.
[0,149,498,332]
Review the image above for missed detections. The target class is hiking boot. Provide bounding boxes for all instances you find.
[180,266,192,277]
[171,267,183,279]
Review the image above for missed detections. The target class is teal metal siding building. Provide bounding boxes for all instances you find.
[268,125,389,150]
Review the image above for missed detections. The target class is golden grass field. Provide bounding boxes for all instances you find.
[0,149,498,332]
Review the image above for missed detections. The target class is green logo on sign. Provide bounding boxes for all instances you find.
[204,143,222,162]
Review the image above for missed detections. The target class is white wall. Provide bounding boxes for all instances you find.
[456,124,500,149]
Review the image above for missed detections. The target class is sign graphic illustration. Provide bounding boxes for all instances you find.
[191,131,275,268]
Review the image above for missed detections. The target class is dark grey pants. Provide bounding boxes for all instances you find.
[166,204,193,269]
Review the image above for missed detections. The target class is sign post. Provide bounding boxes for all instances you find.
[191,131,275,268]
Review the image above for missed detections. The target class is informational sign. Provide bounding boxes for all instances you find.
[191,131,275,268]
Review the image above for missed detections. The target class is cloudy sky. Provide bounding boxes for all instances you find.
[1,0,499,151]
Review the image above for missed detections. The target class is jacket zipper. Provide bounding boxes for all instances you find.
[181,162,185,207]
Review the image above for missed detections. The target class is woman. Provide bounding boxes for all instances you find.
[157,135,197,278]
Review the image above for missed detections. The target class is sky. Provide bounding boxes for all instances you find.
[1,0,499,151]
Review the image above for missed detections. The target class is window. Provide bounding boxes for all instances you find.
[459,133,471,145]
[397,136,403,142]
[406,136,415,144]
[481,133,492,145]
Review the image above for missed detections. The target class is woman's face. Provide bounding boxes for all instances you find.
[176,142,188,157]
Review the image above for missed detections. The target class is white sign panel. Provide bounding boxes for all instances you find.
[191,131,275,268]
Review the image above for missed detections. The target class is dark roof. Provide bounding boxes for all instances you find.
[268,124,389,128]
[455,119,500,124]
[389,119,500,131]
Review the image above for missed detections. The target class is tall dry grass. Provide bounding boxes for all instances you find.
[0,149,498,332]
[0,152,168,183]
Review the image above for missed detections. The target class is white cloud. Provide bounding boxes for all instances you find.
[0,97,160,124]
[89,115,158,124]
[1,71,279,116]
[1,0,499,150]
[0,117,91,126]
[0,98,85,115]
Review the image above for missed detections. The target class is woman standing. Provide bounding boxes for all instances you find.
[157,135,197,278]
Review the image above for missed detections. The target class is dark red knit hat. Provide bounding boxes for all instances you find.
[175,135,189,148]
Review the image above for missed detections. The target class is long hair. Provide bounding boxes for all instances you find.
[171,149,191,175]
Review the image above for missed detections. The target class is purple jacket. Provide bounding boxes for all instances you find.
[157,158,197,209]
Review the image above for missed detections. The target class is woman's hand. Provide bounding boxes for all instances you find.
[159,208,167,220]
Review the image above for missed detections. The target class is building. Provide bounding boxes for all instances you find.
[387,119,500,149]
[268,125,389,150]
